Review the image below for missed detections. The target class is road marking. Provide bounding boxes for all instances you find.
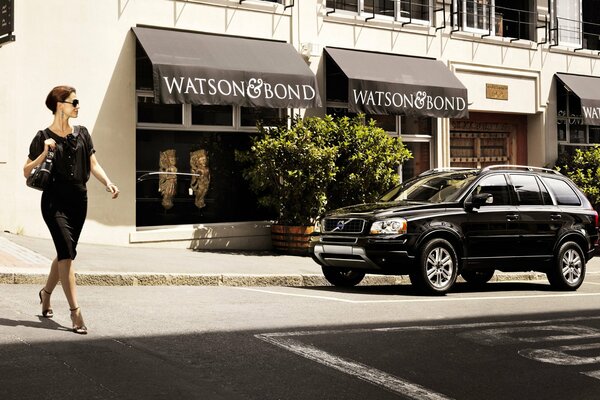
[238,287,600,304]
[519,343,600,365]
[258,316,600,397]
[582,370,600,381]
[256,334,454,400]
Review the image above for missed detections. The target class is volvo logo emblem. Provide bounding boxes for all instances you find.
[332,219,351,232]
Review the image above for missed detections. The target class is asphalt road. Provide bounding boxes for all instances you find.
[2,273,600,399]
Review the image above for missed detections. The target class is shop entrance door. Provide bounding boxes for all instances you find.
[450,120,517,168]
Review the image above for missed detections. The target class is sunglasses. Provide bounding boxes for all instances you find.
[62,99,80,107]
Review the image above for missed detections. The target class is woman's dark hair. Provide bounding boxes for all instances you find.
[45,85,76,114]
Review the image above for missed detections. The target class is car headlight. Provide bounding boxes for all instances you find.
[370,218,407,235]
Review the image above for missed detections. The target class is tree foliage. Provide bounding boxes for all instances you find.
[556,146,600,210]
[236,115,412,225]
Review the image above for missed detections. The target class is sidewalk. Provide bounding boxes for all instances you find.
[0,232,598,287]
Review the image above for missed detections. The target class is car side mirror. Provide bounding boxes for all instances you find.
[471,193,493,209]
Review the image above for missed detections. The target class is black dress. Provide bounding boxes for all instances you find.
[28,126,95,261]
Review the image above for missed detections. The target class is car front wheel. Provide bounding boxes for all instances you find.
[322,266,366,287]
[411,238,458,295]
[547,241,586,291]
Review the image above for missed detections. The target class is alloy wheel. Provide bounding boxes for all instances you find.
[425,247,454,289]
[561,248,582,285]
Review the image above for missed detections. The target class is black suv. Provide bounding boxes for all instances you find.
[311,166,599,295]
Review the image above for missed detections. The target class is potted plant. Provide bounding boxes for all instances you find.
[556,145,600,212]
[236,117,338,254]
[236,115,412,255]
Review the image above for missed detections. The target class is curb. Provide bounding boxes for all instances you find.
[0,271,550,287]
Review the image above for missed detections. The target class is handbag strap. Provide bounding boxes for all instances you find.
[40,129,55,160]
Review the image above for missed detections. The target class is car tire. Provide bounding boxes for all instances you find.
[547,241,586,291]
[461,269,495,285]
[322,266,366,287]
[412,238,458,295]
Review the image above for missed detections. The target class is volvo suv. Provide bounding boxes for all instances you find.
[311,166,599,295]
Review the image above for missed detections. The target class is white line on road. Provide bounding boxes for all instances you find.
[238,287,600,304]
[256,334,454,400]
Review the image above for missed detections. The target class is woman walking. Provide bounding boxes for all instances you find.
[23,86,119,334]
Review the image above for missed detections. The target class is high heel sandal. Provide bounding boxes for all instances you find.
[69,307,88,335]
[38,288,53,318]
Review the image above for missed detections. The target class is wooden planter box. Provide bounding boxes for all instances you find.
[271,224,314,256]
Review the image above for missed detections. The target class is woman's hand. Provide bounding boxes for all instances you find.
[43,138,56,155]
[105,183,120,199]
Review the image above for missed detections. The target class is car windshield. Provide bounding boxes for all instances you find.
[379,171,479,203]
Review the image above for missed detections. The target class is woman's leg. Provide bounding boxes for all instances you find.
[57,258,78,309]
[40,257,59,312]
[58,259,86,331]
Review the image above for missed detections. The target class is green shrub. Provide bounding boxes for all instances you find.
[236,118,338,226]
[236,115,412,225]
[556,146,600,210]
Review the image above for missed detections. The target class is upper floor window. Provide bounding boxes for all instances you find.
[452,0,536,41]
[326,0,433,25]
[552,0,600,51]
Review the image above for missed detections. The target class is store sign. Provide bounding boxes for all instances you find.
[160,76,317,107]
[0,0,14,36]
[581,104,600,126]
[348,81,468,118]
[486,83,508,100]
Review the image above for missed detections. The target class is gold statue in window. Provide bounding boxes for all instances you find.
[158,149,177,210]
[190,149,210,209]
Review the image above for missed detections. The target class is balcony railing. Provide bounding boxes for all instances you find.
[451,2,545,43]
[549,16,600,54]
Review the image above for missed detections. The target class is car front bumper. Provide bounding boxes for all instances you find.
[311,236,416,273]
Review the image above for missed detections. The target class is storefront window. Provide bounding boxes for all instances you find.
[401,116,432,135]
[192,105,233,126]
[136,130,273,227]
[240,107,286,127]
[366,113,396,132]
[402,141,430,181]
[138,97,183,124]
[556,80,599,157]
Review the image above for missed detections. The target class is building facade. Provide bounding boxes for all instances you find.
[1,0,599,248]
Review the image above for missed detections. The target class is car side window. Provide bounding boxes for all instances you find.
[537,177,553,205]
[472,175,512,206]
[541,177,581,206]
[509,174,543,206]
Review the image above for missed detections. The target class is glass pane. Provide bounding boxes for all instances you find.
[364,0,394,17]
[400,0,430,20]
[557,122,567,142]
[569,123,586,143]
[366,114,396,132]
[557,83,568,116]
[568,91,582,118]
[191,105,233,126]
[327,0,359,12]
[542,177,581,206]
[557,0,582,45]
[138,98,183,124]
[590,126,600,144]
[135,130,275,227]
[510,174,543,206]
[401,116,433,135]
[402,141,430,181]
[472,174,512,206]
[326,107,358,119]
[240,107,285,127]
[466,0,492,31]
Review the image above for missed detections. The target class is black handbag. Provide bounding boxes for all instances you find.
[26,130,55,191]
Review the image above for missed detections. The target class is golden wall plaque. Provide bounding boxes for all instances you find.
[486,83,508,100]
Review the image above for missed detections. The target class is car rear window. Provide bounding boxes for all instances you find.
[541,177,581,206]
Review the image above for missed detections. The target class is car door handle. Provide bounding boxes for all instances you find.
[551,214,562,221]
[506,214,519,221]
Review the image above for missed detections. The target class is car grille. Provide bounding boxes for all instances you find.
[323,218,366,234]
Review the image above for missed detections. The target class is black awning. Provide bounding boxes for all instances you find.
[133,27,321,108]
[556,73,600,126]
[325,47,468,118]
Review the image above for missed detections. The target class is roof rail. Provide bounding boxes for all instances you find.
[481,165,561,175]
[418,167,476,176]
